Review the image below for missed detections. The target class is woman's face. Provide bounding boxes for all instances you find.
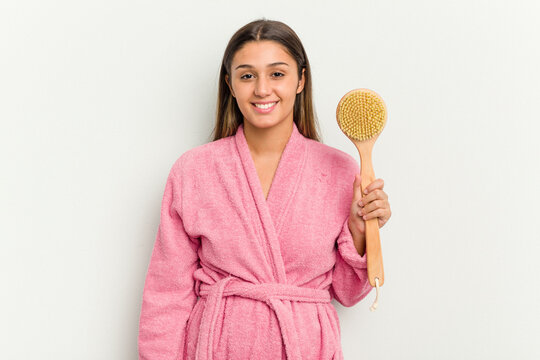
[225,40,305,131]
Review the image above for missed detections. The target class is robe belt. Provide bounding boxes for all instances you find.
[195,275,332,360]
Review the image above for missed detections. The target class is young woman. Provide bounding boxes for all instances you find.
[138,18,392,360]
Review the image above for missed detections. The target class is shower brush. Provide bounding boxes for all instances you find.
[336,88,387,311]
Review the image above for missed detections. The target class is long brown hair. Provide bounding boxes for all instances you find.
[212,18,321,142]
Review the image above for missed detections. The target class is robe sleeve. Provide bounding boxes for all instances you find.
[138,161,200,360]
[330,155,373,307]
[330,217,373,307]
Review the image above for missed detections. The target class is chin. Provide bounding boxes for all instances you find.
[246,119,285,130]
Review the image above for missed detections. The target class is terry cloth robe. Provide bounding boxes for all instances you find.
[138,121,373,360]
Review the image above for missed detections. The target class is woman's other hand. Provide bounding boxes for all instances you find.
[348,174,392,235]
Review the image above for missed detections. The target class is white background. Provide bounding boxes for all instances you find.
[1,1,539,359]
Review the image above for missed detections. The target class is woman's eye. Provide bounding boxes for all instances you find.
[240,72,283,80]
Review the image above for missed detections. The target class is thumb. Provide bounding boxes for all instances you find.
[353,173,362,198]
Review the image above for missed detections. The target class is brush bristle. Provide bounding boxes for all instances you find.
[337,89,386,141]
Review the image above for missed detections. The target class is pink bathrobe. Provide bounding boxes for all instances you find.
[138,122,372,360]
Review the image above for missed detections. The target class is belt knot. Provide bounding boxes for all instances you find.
[195,275,331,360]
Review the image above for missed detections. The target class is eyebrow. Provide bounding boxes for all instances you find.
[234,62,290,70]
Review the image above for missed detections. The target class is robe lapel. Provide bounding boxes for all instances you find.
[234,122,308,283]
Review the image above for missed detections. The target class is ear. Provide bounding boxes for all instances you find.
[225,74,235,98]
[296,68,306,94]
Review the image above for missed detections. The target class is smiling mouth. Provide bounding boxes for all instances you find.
[252,101,278,110]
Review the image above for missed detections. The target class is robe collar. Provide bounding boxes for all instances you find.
[234,121,308,282]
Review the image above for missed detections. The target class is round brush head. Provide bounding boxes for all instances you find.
[336,88,387,141]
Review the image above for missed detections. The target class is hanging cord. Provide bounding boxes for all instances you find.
[369,277,380,311]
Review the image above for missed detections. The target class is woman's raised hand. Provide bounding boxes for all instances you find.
[348,174,392,235]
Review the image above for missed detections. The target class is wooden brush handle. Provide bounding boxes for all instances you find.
[356,143,385,287]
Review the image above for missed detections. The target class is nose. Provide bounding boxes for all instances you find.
[254,77,271,97]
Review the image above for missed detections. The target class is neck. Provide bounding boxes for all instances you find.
[243,120,293,157]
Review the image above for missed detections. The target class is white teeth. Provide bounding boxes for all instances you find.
[254,102,276,109]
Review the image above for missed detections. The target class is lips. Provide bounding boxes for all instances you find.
[252,101,278,113]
